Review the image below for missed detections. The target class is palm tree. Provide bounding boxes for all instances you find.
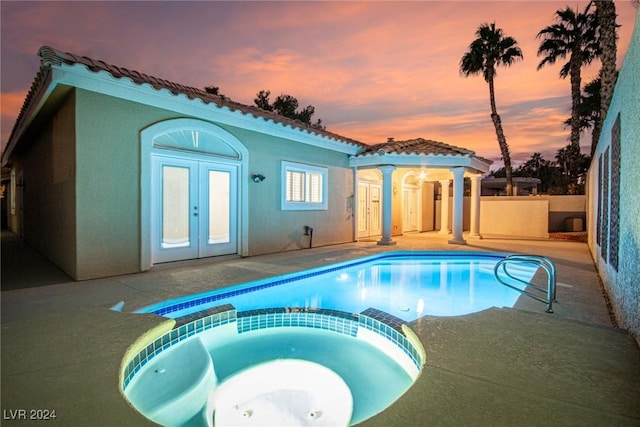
[594,0,618,152]
[460,23,523,196]
[565,77,603,156]
[555,143,590,194]
[536,4,599,149]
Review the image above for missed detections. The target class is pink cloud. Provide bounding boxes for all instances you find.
[2,0,637,164]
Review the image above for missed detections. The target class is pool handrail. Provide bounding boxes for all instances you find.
[494,254,557,313]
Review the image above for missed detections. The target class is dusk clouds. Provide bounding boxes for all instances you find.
[1,1,637,169]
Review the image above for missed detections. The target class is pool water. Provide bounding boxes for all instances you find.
[145,253,537,320]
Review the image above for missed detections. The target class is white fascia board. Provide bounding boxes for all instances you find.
[52,64,361,155]
[468,156,492,174]
[349,153,492,174]
[350,153,473,169]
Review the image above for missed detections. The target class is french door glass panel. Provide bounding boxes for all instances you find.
[370,185,381,234]
[208,170,230,244]
[162,166,191,248]
[357,184,369,235]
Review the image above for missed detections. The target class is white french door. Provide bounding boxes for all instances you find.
[403,187,419,232]
[151,155,237,263]
[357,182,382,238]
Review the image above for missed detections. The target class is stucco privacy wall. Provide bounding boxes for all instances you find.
[546,195,586,232]
[218,126,354,255]
[588,11,640,337]
[479,198,549,239]
[11,90,78,277]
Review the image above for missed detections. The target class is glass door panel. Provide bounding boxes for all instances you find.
[370,184,382,235]
[357,184,369,236]
[162,166,190,248]
[208,170,230,244]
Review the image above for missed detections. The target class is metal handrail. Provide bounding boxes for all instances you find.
[494,254,557,313]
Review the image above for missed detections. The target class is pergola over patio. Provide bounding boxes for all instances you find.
[349,138,492,245]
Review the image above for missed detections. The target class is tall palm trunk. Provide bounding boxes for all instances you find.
[487,69,513,196]
[569,52,583,148]
[595,0,617,156]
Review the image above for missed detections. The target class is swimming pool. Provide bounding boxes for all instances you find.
[138,251,537,320]
[122,251,537,426]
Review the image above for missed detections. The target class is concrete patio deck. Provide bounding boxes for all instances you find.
[2,231,639,426]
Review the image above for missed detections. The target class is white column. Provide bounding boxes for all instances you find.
[439,179,450,235]
[469,174,482,239]
[448,167,466,245]
[377,165,397,246]
[352,167,358,242]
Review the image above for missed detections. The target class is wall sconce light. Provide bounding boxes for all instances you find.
[392,183,398,195]
[252,174,266,183]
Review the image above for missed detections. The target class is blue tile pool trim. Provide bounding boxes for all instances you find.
[139,251,508,317]
[359,309,422,369]
[122,306,424,392]
[236,307,360,336]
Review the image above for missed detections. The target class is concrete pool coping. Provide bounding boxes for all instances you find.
[2,231,640,426]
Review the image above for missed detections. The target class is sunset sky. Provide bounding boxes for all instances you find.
[1,1,637,169]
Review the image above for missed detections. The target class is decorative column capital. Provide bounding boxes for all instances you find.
[449,166,466,178]
[378,165,396,174]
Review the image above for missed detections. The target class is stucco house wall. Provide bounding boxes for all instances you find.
[74,89,168,279]
[587,11,640,337]
[223,126,354,254]
[7,85,357,280]
[10,90,78,277]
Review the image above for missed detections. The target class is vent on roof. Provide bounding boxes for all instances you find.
[387,137,394,142]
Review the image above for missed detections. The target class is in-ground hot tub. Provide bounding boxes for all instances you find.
[122,307,424,426]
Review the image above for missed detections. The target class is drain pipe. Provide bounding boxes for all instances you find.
[304,225,314,249]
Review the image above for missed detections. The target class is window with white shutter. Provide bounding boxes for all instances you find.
[281,161,328,210]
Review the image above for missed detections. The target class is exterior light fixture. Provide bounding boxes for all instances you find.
[252,174,266,183]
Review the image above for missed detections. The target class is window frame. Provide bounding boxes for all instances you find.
[281,161,328,211]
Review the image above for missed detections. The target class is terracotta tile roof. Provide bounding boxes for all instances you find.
[4,46,491,168]
[10,46,366,150]
[355,138,476,157]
